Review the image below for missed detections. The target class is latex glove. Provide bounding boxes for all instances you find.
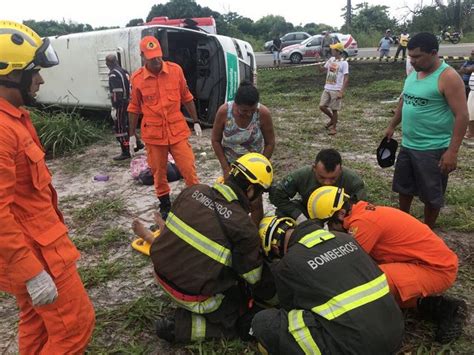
[110,108,117,121]
[129,135,137,157]
[296,213,308,224]
[26,270,58,307]
[194,123,202,136]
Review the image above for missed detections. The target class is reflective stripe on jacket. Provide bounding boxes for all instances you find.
[272,221,404,354]
[151,182,263,296]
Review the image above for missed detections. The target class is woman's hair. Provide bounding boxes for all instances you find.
[234,80,259,106]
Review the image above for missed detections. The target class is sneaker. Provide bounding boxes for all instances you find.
[418,295,468,344]
[155,317,175,342]
[113,151,131,161]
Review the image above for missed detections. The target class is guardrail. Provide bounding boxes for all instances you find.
[259,56,470,71]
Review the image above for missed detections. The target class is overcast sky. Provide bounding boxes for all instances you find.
[4,0,421,29]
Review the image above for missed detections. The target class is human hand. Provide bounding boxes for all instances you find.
[384,126,395,141]
[194,123,202,136]
[337,91,344,99]
[26,270,58,307]
[129,135,137,157]
[439,149,457,174]
[111,108,117,121]
[153,211,166,231]
[223,165,231,178]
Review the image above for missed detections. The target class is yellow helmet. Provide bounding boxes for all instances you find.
[258,216,296,255]
[230,153,273,190]
[307,186,350,220]
[0,20,59,76]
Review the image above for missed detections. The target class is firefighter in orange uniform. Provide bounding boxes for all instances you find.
[308,186,467,344]
[128,36,201,218]
[0,21,95,353]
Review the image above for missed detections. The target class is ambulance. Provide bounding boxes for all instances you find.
[37,24,256,125]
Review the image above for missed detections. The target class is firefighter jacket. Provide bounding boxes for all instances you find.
[150,182,274,314]
[108,65,130,107]
[272,220,404,354]
[0,99,80,293]
[128,61,193,146]
[269,166,367,220]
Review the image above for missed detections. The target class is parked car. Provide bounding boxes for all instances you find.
[264,31,311,52]
[281,33,358,64]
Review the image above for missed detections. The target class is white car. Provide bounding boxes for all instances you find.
[281,33,358,64]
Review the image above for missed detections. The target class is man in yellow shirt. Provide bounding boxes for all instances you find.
[395,30,410,61]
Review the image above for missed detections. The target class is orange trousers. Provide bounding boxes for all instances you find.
[146,139,199,198]
[379,262,458,308]
[15,266,95,354]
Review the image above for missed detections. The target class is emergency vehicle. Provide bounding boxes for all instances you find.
[36,24,256,125]
[146,16,217,34]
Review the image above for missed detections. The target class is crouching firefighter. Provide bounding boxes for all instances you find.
[252,215,404,354]
[308,186,468,344]
[150,152,277,342]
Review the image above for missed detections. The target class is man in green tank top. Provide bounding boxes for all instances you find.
[384,32,468,228]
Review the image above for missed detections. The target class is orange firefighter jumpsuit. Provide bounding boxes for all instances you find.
[0,98,95,354]
[128,61,199,198]
[343,201,458,308]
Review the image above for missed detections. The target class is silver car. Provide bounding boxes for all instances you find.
[281,33,359,64]
[264,32,311,52]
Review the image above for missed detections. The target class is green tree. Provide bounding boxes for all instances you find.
[126,18,145,27]
[254,15,293,39]
[23,20,93,37]
[347,3,398,34]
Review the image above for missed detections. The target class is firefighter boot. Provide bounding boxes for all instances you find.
[418,295,468,344]
[158,194,171,220]
[134,138,145,152]
[155,317,175,343]
[113,143,131,161]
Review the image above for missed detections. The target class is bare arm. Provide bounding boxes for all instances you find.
[384,97,404,140]
[338,73,349,98]
[258,104,275,159]
[183,100,199,123]
[129,112,139,137]
[438,68,469,173]
[211,105,231,176]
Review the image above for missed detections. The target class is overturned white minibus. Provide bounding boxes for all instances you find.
[37,25,256,125]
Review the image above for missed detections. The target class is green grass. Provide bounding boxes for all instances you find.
[87,291,169,352]
[79,258,126,289]
[30,109,105,158]
[73,227,128,253]
[72,197,125,225]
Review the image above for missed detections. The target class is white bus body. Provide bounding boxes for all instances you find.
[37,25,256,124]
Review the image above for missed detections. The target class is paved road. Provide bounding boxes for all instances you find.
[255,43,473,67]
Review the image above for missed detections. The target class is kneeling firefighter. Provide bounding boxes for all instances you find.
[150,152,277,342]
[252,215,404,354]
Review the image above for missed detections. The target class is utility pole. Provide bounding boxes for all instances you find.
[346,0,352,31]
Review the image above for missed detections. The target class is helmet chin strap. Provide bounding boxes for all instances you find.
[0,70,35,106]
[19,70,35,106]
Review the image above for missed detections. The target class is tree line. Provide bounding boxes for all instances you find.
[24,0,473,49]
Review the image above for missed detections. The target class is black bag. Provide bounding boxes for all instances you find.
[138,163,182,186]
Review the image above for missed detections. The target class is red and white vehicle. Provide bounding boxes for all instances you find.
[281,33,358,64]
[146,16,217,34]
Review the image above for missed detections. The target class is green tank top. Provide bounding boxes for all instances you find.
[401,61,454,150]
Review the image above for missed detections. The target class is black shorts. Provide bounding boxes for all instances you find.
[392,147,448,209]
